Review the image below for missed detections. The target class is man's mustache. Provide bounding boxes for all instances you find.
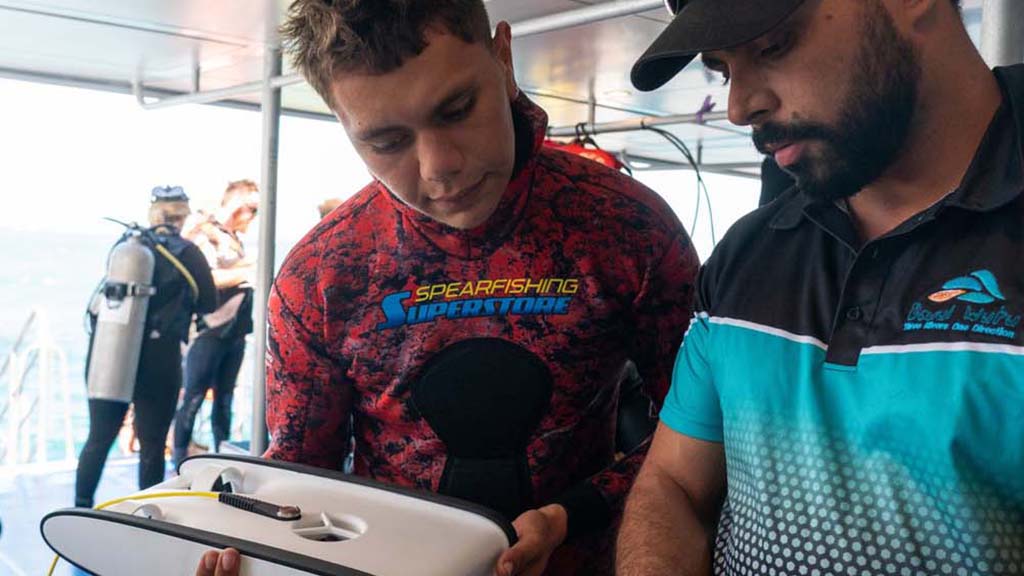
[752,122,837,155]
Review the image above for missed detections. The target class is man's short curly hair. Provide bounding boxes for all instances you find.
[280,0,492,110]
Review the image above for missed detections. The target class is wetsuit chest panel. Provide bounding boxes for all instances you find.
[410,338,553,519]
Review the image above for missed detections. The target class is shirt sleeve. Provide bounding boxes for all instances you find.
[659,306,723,443]
[188,224,219,268]
[554,229,700,538]
[262,243,353,471]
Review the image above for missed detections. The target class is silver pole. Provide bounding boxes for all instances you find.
[251,46,281,456]
[548,110,731,137]
[698,167,760,181]
[511,0,664,37]
[134,74,302,110]
[981,0,1024,67]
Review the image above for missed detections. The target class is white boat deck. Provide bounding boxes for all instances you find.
[0,457,157,576]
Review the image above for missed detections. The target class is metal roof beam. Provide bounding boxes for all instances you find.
[0,65,331,120]
[547,109,733,138]
[133,73,303,110]
[622,153,761,176]
[510,0,666,38]
[0,1,253,47]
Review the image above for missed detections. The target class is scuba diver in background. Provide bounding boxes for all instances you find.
[173,180,259,465]
[76,186,216,508]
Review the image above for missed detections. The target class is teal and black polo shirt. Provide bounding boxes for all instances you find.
[663,65,1024,575]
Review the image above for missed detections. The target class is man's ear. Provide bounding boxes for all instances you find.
[492,21,519,100]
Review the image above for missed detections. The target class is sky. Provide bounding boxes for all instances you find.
[0,78,370,254]
[0,77,760,262]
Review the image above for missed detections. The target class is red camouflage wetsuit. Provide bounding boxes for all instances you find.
[265,94,698,574]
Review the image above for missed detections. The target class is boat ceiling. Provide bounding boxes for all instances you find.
[0,0,986,172]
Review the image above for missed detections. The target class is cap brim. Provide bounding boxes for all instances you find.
[631,0,807,92]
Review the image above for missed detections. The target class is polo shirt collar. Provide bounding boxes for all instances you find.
[943,65,1024,213]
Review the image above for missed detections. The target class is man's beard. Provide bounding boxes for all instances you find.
[752,0,922,202]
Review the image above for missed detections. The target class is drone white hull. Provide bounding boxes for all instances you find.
[42,455,514,575]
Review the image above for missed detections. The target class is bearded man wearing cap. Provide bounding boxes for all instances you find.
[619,0,1024,574]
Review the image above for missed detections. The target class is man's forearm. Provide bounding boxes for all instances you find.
[616,465,713,576]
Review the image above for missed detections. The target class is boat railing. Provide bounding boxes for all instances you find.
[1,309,76,469]
[1,310,258,472]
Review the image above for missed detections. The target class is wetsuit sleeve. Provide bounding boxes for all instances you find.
[628,231,700,403]
[181,242,218,315]
[554,230,700,537]
[262,248,352,471]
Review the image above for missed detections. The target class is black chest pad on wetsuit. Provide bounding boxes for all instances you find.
[410,338,553,521]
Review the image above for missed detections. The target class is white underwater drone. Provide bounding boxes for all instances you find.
[41,454,515,575]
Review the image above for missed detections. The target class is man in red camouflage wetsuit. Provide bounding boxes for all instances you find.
[196,1,698,575]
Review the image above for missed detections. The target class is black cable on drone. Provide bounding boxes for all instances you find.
[642,125,717,245]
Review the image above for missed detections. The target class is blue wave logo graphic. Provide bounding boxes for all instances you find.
[928,269,1005,304]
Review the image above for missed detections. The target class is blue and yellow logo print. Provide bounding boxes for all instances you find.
[377,277,580,330]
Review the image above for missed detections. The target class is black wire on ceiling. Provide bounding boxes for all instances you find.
[642,125,717,245]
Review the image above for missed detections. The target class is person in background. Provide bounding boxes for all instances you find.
[317,197,343,219]
[76,186,216,507]
[173,180,259,465]
[619,0,1024,574]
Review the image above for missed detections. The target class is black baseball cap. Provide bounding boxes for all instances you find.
[631,0,807,92]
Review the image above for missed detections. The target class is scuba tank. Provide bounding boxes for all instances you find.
[86,228,155,402]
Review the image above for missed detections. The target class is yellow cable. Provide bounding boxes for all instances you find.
[95,490,219,511]
[46,491,219,575]
[153,243,200,304]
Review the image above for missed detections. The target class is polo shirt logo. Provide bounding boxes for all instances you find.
[905,269,1021,340]
[927,269,1005,304]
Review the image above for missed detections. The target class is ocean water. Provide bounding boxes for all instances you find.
[0,228,108,365]
[0,228,111,461]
